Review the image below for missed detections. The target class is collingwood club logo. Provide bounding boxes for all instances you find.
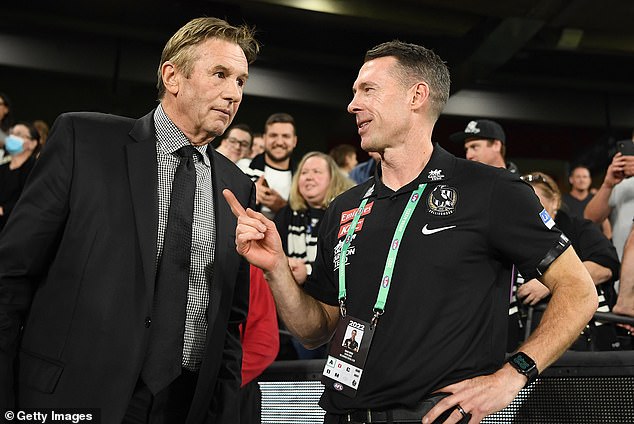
[465,120,480,134]
[427,185,458,216]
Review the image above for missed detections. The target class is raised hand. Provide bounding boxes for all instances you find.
[222,188,286,272]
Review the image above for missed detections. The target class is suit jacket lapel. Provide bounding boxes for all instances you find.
[127,110,158,305]
[208,149,231,326]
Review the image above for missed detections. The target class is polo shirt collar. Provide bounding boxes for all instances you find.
[368,143,456,199]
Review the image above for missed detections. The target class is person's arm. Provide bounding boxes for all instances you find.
[287,258,309,285]
[569,213,620,286]
[223,189,339,348]
[516,278,550,305]
[584,153,630,223]
[613,226,634,332]
[583,261,613,285]
[423,246,597,424]
[601,218,612,240]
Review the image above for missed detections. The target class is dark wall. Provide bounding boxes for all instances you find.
[2,63,630,187]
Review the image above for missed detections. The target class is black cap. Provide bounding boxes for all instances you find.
[449,119,506,144]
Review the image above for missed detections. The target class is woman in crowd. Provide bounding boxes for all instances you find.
[0,122,40,232]
[0,92,14,157]
[274,151,354,358]
[515,171,621,350]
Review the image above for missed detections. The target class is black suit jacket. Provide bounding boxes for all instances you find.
[0,110,254,423]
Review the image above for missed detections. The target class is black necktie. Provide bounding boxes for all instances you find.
[142,145,198,394]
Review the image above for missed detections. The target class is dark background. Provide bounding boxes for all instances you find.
[2,0,633,186]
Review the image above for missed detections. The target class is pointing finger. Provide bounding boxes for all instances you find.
[222,189,247,218]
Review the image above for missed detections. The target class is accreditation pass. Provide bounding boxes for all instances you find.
[322,315,375,398]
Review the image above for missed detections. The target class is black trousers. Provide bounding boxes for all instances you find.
[239,379,262,424]
[122,369,198,424]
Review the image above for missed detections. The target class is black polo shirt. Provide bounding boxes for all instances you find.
[304,144,569,414]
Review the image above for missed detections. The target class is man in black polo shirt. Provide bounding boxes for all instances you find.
[224,41,598,423]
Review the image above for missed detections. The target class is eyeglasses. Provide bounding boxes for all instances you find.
[520,174,548,184]
[521,173,558,193]
[226,137,250,150]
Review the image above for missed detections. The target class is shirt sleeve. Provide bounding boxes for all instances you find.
[571,214,620,281]
[487,175,570,281]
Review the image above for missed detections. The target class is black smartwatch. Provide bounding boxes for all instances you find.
[507,352,538,388]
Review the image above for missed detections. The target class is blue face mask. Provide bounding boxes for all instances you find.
[5,135,24,155]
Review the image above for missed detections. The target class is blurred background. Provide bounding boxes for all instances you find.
[2,0,633,185]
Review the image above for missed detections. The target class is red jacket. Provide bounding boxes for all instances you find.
[240,266,279,386]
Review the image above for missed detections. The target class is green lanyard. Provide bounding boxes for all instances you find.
[338,183,427,326]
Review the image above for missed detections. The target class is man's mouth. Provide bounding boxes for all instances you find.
[357,119,371,131]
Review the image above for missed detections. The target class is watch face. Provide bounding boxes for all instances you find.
[512,353,534,371]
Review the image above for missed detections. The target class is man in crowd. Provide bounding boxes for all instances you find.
[224,40,597,423]
[563,165,611,238]
[216,123,253,164]
[450,118,519,173]
[563,165,594,217]
[585,135,634,261]
[0,17,258,423]
[349,151,380,184]
[249,132,265,159]
[329,144,358,176]
[244,112,297,219]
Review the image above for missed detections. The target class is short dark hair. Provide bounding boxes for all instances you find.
[13,121,41,143]
[223,123,253,147]
[264,113,296,134]
[569,165,590,177]
[226,123,252,137]
[364,40,450,120]
[329,144,357,168]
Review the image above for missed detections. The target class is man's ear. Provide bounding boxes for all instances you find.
[161,61,179,95]
[410,81,430,110]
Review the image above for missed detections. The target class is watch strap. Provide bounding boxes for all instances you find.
[507,352,539,388]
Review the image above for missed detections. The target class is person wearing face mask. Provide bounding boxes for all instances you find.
[274,151,353,359]
[0,122,40,232]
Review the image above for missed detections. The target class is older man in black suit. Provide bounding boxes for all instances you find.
[0,17,258,424]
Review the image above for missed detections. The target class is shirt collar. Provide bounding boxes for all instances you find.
[369,143,456,199]
[153,105,211,167]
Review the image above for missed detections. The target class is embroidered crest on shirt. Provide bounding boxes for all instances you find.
[427,185,458,216]
[428,169,444,181]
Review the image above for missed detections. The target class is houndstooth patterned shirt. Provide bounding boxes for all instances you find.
[154,105,215,371]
